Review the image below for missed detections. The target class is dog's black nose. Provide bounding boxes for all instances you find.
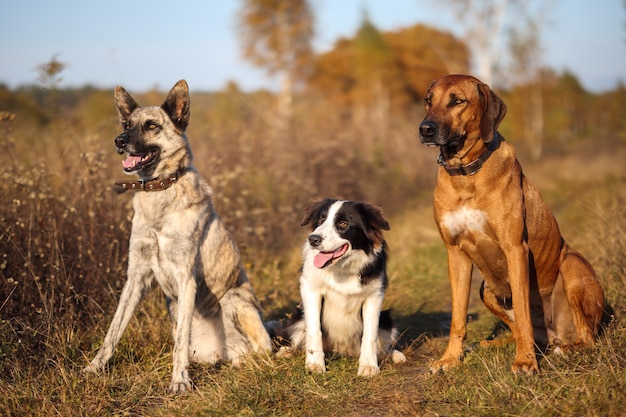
[308,234,322,248]
[115,132,129,149]
[419,120,437,139]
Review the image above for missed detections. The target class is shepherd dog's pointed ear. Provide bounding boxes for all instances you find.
[114,85,139,125]
[162,79,190,132]
[477,81,507,143]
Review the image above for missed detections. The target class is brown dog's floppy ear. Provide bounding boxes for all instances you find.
[478,82,507,143]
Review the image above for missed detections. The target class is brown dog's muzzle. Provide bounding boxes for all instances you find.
[419,117,461,149]
[419,120,438,146]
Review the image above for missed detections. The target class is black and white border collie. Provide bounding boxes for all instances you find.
[288,199,406,376]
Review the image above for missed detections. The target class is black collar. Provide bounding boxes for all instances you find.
[438,133,501,176]
[114,167,188,194]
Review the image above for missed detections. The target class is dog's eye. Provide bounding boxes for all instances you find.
[123,122,131,131]
[145,122,160,131]
[424,97,432,106]
[337,221,349,230]
[453,98,466,105]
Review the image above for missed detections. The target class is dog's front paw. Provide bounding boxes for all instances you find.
[170,370,192,393]
[306,350,326,373]
[170,378,192,393]
[81,364,98,374]
[429,355,463,373]
[358,365,380,377]
[170,380,192,393]
[82,359,104,374]
[511,359,539,375]
[306,361,326,374]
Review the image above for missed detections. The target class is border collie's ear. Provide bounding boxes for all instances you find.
[358,203,389,246]
[360,203,390,231]
[477,81,507,143]
[300,199,335,228]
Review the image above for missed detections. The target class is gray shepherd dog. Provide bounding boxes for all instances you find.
[83,80,272,392]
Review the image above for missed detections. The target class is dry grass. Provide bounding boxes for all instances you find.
[0,90,625,416]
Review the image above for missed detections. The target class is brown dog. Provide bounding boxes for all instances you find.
[418,74,605,374]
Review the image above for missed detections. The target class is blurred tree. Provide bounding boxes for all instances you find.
[36,54,67,116]
[505,70,611,154]
[351,14,400,137]
[0,85,48,128]
[555,71,588,139]
[308,23,469,115]
[36,54,66,90]
[385,24,470,102]
[309,38,354,109]
[237,0,314,137]
[427,0,552,89]
[600,82,626,140]
[427,0,510,85]
[509,16,545,159]
[428,0,553,158]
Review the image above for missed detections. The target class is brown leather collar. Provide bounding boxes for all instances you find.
[114,167,188,194]
[438,133,501,176]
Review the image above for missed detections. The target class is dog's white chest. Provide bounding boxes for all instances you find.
[441,207,488,239]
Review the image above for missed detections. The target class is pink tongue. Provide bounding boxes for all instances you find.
[313,252,335,268]
[313,244,348,268]
[122,155,142,169]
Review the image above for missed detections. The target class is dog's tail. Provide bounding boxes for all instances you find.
[599,302,616,336]
[264,319,292,349]
[264,304,305,351]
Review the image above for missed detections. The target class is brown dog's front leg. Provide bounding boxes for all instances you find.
[431,248,473,373]
[508,242,539,375]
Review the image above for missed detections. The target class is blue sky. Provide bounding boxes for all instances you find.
[1,0,625,93]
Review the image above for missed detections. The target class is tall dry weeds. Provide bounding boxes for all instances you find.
[1,88,623,416]
[0,89,434,372]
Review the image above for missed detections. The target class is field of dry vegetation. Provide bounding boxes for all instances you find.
[0,86,625,416]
